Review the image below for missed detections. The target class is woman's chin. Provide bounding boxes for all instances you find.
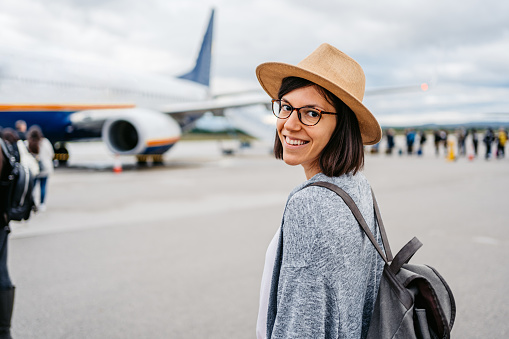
[283,161,300,167]
[282,156,302,167]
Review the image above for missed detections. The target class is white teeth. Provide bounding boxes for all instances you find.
[285,136,307,145]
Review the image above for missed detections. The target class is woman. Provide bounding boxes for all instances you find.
[27,126,54,211]
[255,44,384,338]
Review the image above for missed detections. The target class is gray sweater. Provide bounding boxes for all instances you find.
[267,173,384,339]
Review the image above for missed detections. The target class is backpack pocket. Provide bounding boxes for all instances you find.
[415,309,431,339]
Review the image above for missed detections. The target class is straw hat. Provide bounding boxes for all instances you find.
[256,43,381,145]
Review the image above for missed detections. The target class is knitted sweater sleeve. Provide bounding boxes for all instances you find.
[271,183,380,339]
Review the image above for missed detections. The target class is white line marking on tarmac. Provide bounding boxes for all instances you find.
[472,236,499,245]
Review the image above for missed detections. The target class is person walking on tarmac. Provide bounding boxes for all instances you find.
[14,121,26,142]
[418,130,427,156]
[484,128,495,160]
[471,128,479,157]
[385,128,395,155]
[0,142,15,339]
[27,126,54,211]
[497,127,507,159]
[405,129,416,155]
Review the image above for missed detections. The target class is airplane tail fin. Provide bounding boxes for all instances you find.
[178,9,214,87]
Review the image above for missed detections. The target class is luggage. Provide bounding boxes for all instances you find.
[310,181,456,339]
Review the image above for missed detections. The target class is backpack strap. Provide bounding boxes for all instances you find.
[308,181,393,263]
[371,192,393,261]
[389,237,422,274]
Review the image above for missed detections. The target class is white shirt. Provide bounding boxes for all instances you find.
[256,227,280,339]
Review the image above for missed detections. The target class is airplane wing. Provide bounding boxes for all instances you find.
[161,82,430,123]
[158,93,268,131]
[160,94,268,116]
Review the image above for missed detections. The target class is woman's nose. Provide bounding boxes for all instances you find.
[283,110,302,131]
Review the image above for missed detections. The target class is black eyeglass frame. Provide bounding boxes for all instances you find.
[271,99,338,126]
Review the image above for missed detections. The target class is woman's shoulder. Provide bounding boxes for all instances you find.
[288,181,339,209]
[311,172,370,189]
[289,172,371,203]
[286,173,365,225]
[285,172,374,234]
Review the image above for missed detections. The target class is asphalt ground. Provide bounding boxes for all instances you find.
[7,138,509,338]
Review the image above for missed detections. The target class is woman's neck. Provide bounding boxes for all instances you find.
[303,163,321,180]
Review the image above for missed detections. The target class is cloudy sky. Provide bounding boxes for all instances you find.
[1,0,508,125]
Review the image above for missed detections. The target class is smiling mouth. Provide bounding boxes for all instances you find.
[285,136,309,146]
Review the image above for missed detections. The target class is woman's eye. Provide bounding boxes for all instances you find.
[305,109,320,118]
[281,104,292,112]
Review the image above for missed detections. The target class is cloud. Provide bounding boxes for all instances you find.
[0,0,508,123]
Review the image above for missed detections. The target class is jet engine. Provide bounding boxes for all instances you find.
[102,108,182,155]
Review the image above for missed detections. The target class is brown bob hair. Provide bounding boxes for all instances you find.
[274,77,364,177]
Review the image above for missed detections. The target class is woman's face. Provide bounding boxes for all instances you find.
[276,85,337,179]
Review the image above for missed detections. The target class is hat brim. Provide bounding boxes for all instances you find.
[256,62,382,145]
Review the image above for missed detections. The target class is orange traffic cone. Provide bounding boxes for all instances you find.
[113,155,122,173]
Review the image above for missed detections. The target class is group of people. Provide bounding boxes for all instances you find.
[375,128,428,156]
[433,127,507,160]
[380,128,428,156]
[378,127,508,160]
[1,120,54,211]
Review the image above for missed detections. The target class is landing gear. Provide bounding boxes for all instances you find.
[54,142,69,167]
[136,155,149,166]
[136,154,164,166]
[152,154,164,166]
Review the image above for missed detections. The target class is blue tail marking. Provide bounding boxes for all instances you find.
[178,9,214,87]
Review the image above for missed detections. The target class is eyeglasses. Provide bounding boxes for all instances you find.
[271,99,338,126]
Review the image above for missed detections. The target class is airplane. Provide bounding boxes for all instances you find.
[0,9,265,165]
[0,8,447,166]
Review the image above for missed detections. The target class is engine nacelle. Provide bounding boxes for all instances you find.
[102,108,182,155]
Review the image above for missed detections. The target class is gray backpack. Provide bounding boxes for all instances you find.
[310,182,456,339]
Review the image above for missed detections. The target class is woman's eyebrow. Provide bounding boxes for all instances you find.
[280,97,325,110]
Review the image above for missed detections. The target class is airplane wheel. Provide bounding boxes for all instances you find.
[54,147,69,167]
[136,155,150,167]
[152,155,164,166]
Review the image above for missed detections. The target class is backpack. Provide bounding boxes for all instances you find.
[0,139,36,222]
[310,182,456,339]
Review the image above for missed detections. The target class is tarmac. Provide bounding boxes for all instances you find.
[8,138,509,338]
